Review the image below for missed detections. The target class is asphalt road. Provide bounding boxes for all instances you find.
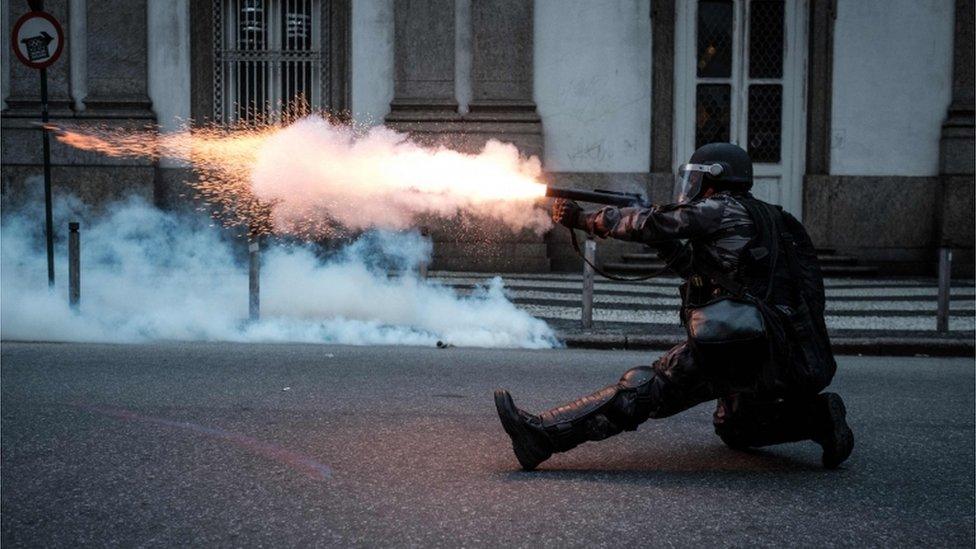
[2,342,973,547]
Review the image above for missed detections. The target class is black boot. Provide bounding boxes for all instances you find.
[814,392,854,469]
[713,392,854,469]
[495,367,661,470]
[494,390,553,470]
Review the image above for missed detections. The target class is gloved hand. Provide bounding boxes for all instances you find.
[550,199,584,229]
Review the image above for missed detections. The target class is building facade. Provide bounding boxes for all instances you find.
[2,0,973,275]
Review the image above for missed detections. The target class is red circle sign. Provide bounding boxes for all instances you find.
[11,11,64,69]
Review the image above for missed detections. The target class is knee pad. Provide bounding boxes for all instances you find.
[619,366,655,389]
[613,366,661,426]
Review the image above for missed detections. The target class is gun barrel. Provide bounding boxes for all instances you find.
[545,186,645,208]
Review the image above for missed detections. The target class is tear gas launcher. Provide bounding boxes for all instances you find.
[544,185,665,282]
[544,186,652,208]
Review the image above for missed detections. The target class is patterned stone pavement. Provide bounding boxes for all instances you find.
[431,272,976,342]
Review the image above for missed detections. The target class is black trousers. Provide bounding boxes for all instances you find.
[643,341,821,446]
[536,340,824,453]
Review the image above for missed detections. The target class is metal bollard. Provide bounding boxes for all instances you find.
[249,239,260,321]
[419,226,430,279]
[936,246,952,333]
[68,222,80,310]
[581,236,596,328]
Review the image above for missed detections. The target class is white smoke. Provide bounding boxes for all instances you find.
[249,117,552,235]
[0,189,559,348]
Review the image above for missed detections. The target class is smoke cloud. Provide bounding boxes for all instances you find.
[251,118,551,236]
[0,188,559,349]
[49,116,552,238]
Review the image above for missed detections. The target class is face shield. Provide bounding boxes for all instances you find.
[673,163,724,204]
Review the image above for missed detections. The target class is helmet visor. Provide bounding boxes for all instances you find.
[673,163,722,204]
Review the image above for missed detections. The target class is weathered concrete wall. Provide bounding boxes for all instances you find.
[534,0,651,173]
[147,0,190,136]
[807,0,972,276]
[351,0,395,124]
[147,0,194,209]
[804,175,940,274]
[84,0,152,113]
[2,1,155,211]
[352,0,653,174]
[830,0,954,176]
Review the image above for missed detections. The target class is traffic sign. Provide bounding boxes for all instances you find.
[11,8,66,288]
[11,11,64,69]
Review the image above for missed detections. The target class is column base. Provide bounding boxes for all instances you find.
[384,103,546,272]
[385,112,542,159]
[77,96,155,119]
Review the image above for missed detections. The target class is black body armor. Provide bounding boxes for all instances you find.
[495,191,851,470]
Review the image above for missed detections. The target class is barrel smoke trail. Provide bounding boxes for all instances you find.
[48,116,551,238]
[11,117,560,348]
[0,190,558,348]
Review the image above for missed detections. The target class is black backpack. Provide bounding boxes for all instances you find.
[736,197,837,394]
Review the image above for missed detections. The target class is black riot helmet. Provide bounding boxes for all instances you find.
[673,143,754,204]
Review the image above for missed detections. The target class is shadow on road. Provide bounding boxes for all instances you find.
[497,444,831,484]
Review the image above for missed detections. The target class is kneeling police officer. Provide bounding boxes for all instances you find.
[495,143,854,470]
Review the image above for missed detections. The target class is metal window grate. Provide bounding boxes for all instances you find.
[747,84,782,162]
[696,84,731,148]
[214,0,321,124]
[696,0,733,78]
[748,0,784,79]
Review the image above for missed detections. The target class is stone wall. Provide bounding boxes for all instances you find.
[801,0,974,277]
[2,0,156,215]
[383,0,544,271]
[3,0,972,276]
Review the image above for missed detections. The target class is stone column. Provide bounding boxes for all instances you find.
[82,0,153,117]
[383,0,547,272]
[2,0,10,111]
[938,0,975,274]
[805,0,835,176]
[940,0,974,178]
[802,0,836,245]
[385,0,457,125]
[466,0,541,158]
[68,0,86,111]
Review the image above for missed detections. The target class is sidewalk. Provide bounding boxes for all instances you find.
[431,271,976,356]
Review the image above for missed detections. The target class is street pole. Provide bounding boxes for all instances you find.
[936,247,952,333]
[41,67,54,288]
[68,222,80,310]
[249,238,261,321]
[581,236,596,328]
[419,226,430,279]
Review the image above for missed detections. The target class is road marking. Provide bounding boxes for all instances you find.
[75,404,333,481]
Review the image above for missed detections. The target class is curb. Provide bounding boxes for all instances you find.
[558,333,975,357]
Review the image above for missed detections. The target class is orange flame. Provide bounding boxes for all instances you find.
[48,116,549,238]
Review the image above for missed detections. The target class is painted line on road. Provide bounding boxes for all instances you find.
[75,404,333,481]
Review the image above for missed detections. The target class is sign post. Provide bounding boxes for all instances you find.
[11,6,65,288]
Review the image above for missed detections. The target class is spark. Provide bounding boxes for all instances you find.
[48,114,550,240]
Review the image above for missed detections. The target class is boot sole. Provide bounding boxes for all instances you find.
[494,390,550,471]
[821,393,854,469]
